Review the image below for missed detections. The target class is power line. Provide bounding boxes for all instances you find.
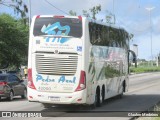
[110,0,150,34]
[44,0,69,15]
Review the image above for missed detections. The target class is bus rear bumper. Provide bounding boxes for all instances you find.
[27,87,87,105]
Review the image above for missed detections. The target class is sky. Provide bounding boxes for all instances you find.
[0,0,160,60]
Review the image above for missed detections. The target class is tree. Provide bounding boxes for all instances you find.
[82,5,101,19]
[82,10,90,18]
[89,4,101,20]
[69,10,77,16]
[106,15,112,23]
[69,5,101,20]
[0,14,29,69]
[0,0,28,23]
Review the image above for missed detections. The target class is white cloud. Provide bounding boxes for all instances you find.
[27,0,160,60]
[1,0,159,60]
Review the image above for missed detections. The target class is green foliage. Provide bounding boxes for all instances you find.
[0,0,28,16]
[69,10,77,16]
[130,67,160,73]
[83,5,101,19]
[105,66,120,78]
[69,4,101,20]
[106,15,112,23]
[0,13,29,69]
[82,10,90,18]
[89,4,101,20]
[0,0,28,24]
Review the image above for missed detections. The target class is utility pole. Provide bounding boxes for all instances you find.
[112,0,115,24]
[145,7,155,66]
[106,0,115,24]
[28,0,31,27]
[157,53,160,67]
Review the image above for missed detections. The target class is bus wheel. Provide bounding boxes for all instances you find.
[96,87,101,107]
[102,86,105,103]
[119,82,125,98]
[92,87,101,108]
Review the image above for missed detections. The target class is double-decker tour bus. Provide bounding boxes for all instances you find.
[27,15,131,108]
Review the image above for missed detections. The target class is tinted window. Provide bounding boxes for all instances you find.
[89,22,129,48]
[0,76,7,81]
[34,17,82,38]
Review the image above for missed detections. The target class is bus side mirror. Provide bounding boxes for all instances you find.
[128,50,137,67]
[133,57,136,63]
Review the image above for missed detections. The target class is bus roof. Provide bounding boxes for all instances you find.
[32,15,129,33]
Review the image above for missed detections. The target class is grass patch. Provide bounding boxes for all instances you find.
[130,67,160,74]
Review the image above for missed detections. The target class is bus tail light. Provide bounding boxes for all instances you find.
[28,68,36,90]
[78,16,82,21]
[36,15,40,19]
[75,71,86,91]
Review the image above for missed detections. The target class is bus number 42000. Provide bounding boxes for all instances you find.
[38,87,51,91]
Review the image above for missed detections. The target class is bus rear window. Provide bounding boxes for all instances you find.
[33,17,82,38]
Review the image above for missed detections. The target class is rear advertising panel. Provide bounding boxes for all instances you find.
[28,16,85,103]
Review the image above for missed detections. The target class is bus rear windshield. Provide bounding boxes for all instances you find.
[33,17,82,38]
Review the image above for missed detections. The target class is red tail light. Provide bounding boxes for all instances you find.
[28,68,36,90]
[78,16,82,21]
[0,81,7,86]
[75,71,86,91]
[36,15,40,19]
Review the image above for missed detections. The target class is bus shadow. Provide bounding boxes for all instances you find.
[96,94,160,111]
[40,94,160,117]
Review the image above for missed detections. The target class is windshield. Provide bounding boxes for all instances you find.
[33,17,82,38]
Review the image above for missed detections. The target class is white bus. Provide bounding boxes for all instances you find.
[28,15,130,108]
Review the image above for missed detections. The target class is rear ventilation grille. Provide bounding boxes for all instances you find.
[36,53,78,75]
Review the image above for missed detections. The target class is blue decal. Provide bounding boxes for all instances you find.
[45,37,69,44]
[58,75,76,83]
[36,75,55,82]
[36,74,76,84]
[77,46,82,52]
[41,22,71,44]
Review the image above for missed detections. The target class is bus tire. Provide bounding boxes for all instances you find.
[96,87,101,107]
[102,85,105,103]
[119,81,125,98]
[92,87,101,108]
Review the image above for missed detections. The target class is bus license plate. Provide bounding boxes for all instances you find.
[48,96,60,101]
